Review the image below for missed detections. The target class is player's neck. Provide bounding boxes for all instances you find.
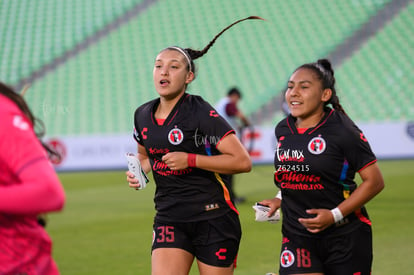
[156,95,181,119]
[295,110,325,129]
[155,103,172,119]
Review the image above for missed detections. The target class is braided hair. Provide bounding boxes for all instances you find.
[0,82,61,161]
[296,59,346,114]
[162,16,264,78]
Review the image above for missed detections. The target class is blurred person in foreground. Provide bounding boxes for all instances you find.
[0,82,65,274]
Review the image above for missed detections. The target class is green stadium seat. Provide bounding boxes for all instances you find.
[2,0,410,136]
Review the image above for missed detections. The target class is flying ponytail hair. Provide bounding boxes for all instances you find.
[296,59,346,114]
[164,16,265,76]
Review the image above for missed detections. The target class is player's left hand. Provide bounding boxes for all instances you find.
[162,152,189,170]
[298,209,335,233]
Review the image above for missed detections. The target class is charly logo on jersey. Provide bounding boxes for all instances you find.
[168,126,184,145]
[308,135,326,155]
[280,249,295,268]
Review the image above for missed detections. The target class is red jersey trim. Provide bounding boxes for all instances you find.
[166,110,179,126]
[156,118,165,125]
[216,130,236,147]
[357,159,377,173]
[286,117,295,134]
[166,94,190,126]
[297,128,307,134]
[150,94,190,126]
[308,109,334,134]
[355,209,372,226]
[285,109,334,135]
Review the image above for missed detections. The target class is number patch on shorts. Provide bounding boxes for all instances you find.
[280,248,312,268]
[296,248,311,268]
[155,226,175,243]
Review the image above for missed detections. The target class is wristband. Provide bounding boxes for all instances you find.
[187,153,197,168]
[275,190,282,200]
[330,207,344,223]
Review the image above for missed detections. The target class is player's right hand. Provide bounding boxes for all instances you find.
[126,171,140,189]
[258,197,281,217]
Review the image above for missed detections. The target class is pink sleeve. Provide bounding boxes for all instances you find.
[0,160,65,214]
[0,107,65,214]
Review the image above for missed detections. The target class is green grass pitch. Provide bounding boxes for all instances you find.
[47,159,414,274]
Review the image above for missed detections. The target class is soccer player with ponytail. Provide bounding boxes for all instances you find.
[258,59,384,275]
[126,16,263,275]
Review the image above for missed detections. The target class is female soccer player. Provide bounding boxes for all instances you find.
[0,82,65,274]
[126,16,263,275]
[258,59,384,275]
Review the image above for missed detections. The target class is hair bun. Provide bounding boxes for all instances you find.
[317,59,334,76]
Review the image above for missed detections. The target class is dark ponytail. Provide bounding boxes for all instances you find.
[296,59,346,114]
[0,82,61,161]
[165,16,264,76]
[186,16,264,61]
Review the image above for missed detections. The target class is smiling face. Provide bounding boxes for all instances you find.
[153,49,194,100]
[285,68,332,128]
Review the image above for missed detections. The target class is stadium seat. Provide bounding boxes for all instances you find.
[1,0,410,135]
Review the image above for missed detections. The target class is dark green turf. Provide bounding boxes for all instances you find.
[47,160,414,274]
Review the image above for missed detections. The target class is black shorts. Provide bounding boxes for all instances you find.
[152,211,241,267]
[279,223,372,275]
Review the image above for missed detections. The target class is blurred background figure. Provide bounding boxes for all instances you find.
[216,87,252,204]
[215,87,251,139]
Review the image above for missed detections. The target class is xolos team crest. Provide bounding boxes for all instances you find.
[168,127,184,145]
[308,135,326,155]
[280,249,295,267]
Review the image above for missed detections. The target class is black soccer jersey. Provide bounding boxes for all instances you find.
[133,93,237,223]
[274,108,377,237]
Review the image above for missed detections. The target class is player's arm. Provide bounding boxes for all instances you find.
[0,114,65,215]
[162,133,252,174]
[226,102,250,126]
[137,144,151,173]
[199,133,252,173]
[236,110,250,126]
[299,162,384,233]
[335,162,384,218]
[0,158,65,214]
